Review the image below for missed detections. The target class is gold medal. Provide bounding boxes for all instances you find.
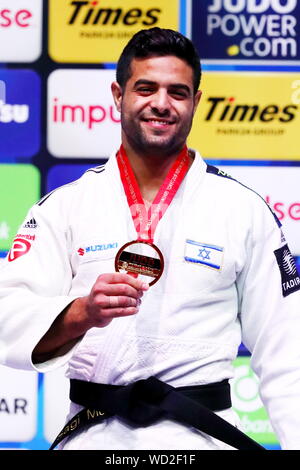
[115,240,164,286]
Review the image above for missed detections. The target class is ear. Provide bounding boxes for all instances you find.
[111,81,123,113]
[193,89,202,116]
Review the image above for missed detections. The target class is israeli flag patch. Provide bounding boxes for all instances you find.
[184,239,224,271]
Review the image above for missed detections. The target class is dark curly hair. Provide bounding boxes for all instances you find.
[116,28,201,94]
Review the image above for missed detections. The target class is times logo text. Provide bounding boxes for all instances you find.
[205,96,298,122]
[68,1,161,26]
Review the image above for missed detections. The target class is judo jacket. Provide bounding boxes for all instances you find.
[0,150,300,449]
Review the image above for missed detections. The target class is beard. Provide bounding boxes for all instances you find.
[121,114,193,158]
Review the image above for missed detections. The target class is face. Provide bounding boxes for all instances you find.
[111,55,201,157]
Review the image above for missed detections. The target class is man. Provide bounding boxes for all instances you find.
[1,28,300,450]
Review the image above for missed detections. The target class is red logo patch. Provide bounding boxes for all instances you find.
[78,248,85,256]
[8,238,31,262]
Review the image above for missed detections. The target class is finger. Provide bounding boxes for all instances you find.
[97,273,149,291]
[97,306,139,322]
[109,295,119,308]
[127,272,139,278]
[96,283,144,299]
[108,295,139,309]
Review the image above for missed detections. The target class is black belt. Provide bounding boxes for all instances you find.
[49,376,266,450]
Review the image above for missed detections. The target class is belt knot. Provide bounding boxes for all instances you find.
[111,376,173,425]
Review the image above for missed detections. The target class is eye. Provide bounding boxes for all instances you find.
[169,88,189,99]
[135,86,155,95]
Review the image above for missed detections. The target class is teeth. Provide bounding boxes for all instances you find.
[148,120,169,125]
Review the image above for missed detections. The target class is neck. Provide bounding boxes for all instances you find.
[121,142,191,203]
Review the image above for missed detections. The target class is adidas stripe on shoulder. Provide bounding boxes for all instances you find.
[85,164,106,174]
[37,165,106,206]
[206,164,282,228]
[37,180,80,206]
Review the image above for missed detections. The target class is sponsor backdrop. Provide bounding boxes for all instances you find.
[0,0,300,451]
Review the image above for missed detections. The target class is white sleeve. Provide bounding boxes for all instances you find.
[237,197,300,450]
[0,198,80,372]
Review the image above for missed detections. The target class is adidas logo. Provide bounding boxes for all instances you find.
[23,217,38,229]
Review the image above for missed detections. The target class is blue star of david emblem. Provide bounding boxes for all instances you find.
[198,248,211,260]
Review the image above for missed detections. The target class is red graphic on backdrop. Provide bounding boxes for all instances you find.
[0,9,32,28]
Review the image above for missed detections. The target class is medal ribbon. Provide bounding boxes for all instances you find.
[116,145,189,242]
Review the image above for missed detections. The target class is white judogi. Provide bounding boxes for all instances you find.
[0,150,300,449]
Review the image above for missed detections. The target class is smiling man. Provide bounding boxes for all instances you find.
[112,55,201,156]
[1,28,300,451]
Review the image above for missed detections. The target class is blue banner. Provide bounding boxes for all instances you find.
[192,0,300,64]
[0,69,41,159]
